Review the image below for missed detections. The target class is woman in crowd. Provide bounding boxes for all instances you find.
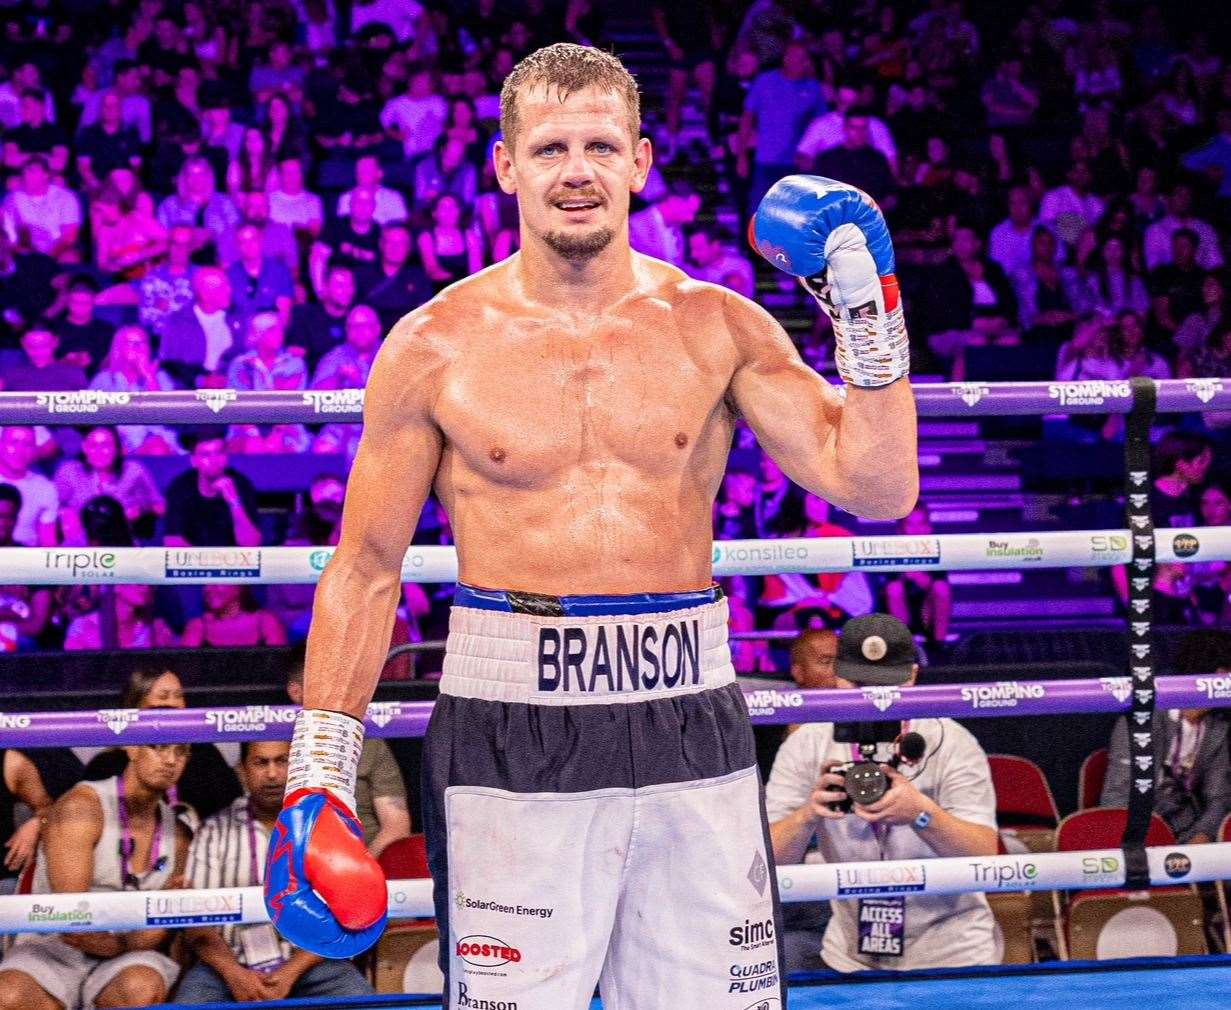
[1112,309,1171,380]
[54,426,164,543]
[90,182,166,279]
[225,126,276,197]
[1077,234,1148,316]
[418,192,483,290]
[265,92,307,163]
[81,668,242,823]
[1191,482,1231,625]
[63,582,177,650]
[88,326,181,455]
[181,583,288,648]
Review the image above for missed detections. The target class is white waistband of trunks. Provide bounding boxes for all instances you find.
[439,597,735,705]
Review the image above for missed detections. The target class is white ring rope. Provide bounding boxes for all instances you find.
[4,526,1224,584]
[3,843,1226,933]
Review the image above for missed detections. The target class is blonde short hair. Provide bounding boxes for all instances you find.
[499,43,641,153]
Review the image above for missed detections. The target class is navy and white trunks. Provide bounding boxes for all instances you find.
[423,584,786,1010]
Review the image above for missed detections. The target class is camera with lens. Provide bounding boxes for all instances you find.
[828,720,903,814]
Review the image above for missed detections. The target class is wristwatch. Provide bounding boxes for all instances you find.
[913,809,932,831]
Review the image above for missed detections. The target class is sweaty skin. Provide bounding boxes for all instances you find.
[305,84,918,718]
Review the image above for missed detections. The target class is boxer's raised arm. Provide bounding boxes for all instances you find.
[304,314,448,719]
[726,293,918,520]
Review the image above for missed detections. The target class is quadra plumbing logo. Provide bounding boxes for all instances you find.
[743,689,804,719]
[303,389,364,414]
[204,706,297,733]
[34,390,130,414]
[960,682,1046,709]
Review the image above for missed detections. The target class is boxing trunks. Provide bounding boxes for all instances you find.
[423,584,786,1010]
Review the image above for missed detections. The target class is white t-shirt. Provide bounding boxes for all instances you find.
[765,718,999,972]
[268,189,324,231]
[1143,215,1224,271]
[351,0,422,42]
[194,306,234,371]
[1,186,82,254]
[796,112,898,172]
[987,218,1040,280]
[0,472,59,545]
[380,94,447,158]
[336,186,408,225]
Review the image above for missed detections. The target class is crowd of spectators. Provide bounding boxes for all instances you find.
[1,0,1230,664]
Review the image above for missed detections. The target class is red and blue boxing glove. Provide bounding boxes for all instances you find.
[264,709,387,957]
[750,175,910,388]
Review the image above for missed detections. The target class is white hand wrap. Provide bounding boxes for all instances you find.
[803,223,910,389]
[286,708,365,813]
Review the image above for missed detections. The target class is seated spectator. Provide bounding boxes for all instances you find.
[885,506,950,646]
[200,99,244,169]
[0,745,80,888]
[285,645,410,854]
[417,193,483,290]
[714,465,759,540]
[225,127,276,198]
[226,314,310,453]
[755,455,805,539]
[313,70,384,157]
[981,56,1039,128]
[80,668,241,823]
[268,157,323,239]
[237,190,300,280]
[0,741,188,1009]
[0,227,60,330]
[175,740,375,1004]
[1,157,81,263]
[1182,319,1231,380]
[1143,183,1222,271]
[628,186,701,268]
[0,62,55,131]
[1102,632,1231,843]
[722,575,775,675]
[686,226,755,297]
[355,223,432,330]
[380,66,447,160]
[291,263,355,365]
[1191,483,1231,623]
[1152,430,1211,530]
[789,627,839,692]
[89,326,181,456]
[52,276,114,371]
[164,429,261,548]
[1149,228,1206,336]
[136,225,197,336]
[156,157,241,264]
[76,92,143,194]
[227,225,293,330]
[1076,235,1149,317]
[91,186,167,282]
[263,93,309,164]
[249,39,305,108]
[1055,314,1124,382]
[82,60,151,143]
[813,108,898,207]
[1112,308,1170,379]
[1039,160,1104,246]
[988,189,1040,282]
[762,495,873,629]
[767,615,998,972]
[1175,272,1228,363]
[337,155,408,225]
[311,305,382,389]
[55,428,164,542]
[64,582,178,651]
[182,584,287,648]
[266,473,346,639]
[0,426,57,547]
[313,188,381,282]
[0,326,86,392]
[797,82,896,176]
[0,484,51,650]
[159,267,243,383]
[2,88,68,175]
[1015,226,1078,344]
[412,136,478,209]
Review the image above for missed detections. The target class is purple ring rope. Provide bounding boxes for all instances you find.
[5,675,1228,748]
[0,379,1227,425]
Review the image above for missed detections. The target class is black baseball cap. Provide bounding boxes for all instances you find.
[836,614,915,686]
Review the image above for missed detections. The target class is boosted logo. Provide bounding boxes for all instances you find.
[456,936,522,968]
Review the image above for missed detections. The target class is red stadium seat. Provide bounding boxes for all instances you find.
[1217,814,1231,952]
[1052,808,1205,960]
[1078,749,1109,810]
[372,834,441,993]
[989,754,1059,852]
[378,834,431,881]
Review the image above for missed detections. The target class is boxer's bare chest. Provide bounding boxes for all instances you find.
[434,296,736,489]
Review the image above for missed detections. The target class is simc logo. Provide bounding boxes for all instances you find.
[455,935,522,968]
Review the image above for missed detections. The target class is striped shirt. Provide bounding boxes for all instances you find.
[186,797,294,965]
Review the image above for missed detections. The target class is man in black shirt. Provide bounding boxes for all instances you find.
[288,263,355,367]
[355,223,431,331]
[1149,229,1206,334]
[75,91,144,192]
[0,231,59,340]
[2,88,68,174]
[813,108,898,208]
[163,429,262,548]
[315,189,381,273]
[51,275,114,371]
[1151,431,1213,530]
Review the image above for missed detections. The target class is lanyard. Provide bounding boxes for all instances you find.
[246,804,262,886]
[115,775,164,889]
[848,722,911,856]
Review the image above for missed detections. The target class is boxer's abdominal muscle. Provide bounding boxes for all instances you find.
[431,284,738,596]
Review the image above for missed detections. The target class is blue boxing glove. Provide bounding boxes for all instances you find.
[264,709,387,957]
[750,175,909,388]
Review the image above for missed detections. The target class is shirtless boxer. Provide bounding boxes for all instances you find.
[265,44,917,1010]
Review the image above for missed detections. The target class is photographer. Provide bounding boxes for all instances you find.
[766,615,999,972]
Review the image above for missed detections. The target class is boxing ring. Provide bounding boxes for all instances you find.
[2,377,1231,1008]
